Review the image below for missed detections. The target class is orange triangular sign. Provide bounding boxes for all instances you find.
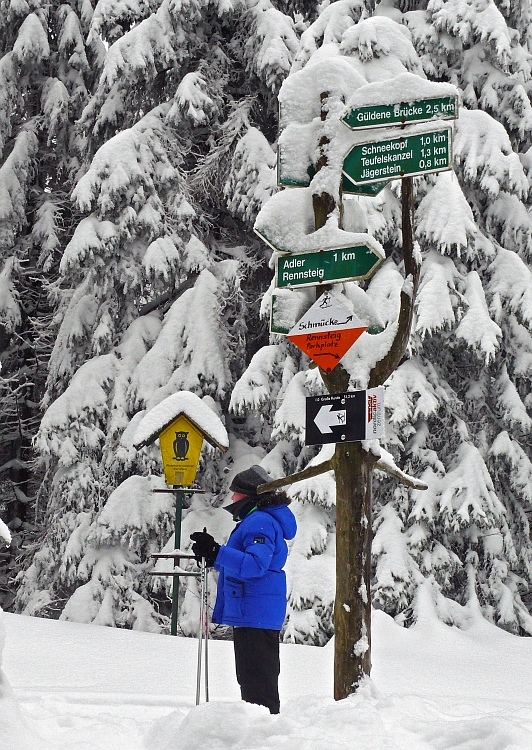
[287,292,367,372]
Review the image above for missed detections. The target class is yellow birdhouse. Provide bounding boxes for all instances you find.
[159,414,205,486]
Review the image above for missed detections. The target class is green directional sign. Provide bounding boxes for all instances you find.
[276,245,384,289]
[344,127,452,185]
[342,96,458,131]
[342,173,387,197]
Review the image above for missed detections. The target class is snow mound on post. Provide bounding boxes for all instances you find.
[254,186,385,256]
[342,72,458,111]
[133,391,229,450]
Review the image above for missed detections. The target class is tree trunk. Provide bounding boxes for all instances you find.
[332,441,375,697]
[311,102,420,702]
[312,93,376,697]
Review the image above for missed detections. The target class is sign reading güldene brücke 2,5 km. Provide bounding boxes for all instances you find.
[342,96,458,130]
[343,126,452,185]
[276,244,385,289]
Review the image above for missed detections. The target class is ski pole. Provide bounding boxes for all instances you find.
[195,558,206,705]
[204,565,209,702]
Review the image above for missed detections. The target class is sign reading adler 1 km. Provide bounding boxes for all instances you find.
[277,245,384,289]
[342,96,457,130]
[344,127,452,185]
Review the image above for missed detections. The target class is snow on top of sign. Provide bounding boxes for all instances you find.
[279,48,367,127]
[133,391,229,450]
[342,73,458,112]
[255,187,385,257]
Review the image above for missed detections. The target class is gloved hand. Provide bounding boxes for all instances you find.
[190,528,220,567]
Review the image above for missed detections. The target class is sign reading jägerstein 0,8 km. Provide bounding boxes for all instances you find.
[343,126,452,185]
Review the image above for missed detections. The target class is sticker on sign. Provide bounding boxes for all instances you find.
[287,292,367,372]
[305,387,384,446]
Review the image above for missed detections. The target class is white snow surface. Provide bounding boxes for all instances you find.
[342,72,458,112]
[2,601,532,749]
[255,186,385,256]
[133,391,229,450]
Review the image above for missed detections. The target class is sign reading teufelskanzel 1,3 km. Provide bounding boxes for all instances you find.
[344,126,452,184]
[276,244,384,289]
[305,388,385,446]
[287,292,366,372]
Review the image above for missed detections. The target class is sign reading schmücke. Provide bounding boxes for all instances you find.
[343,127,452,185]
[287,292,367,372]
[305,387,384,446]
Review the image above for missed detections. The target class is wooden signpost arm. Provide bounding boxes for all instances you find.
[368,176,419,388]
[257,458,334,494]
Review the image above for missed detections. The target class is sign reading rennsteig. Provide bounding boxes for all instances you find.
[343,127,452,185]
[342,96,458,131]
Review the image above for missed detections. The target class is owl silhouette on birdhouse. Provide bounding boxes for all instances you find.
[173,431,189,460]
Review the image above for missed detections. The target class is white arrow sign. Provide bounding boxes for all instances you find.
[314,404,347,434]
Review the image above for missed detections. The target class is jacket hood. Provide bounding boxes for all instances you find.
[262,505,297,541]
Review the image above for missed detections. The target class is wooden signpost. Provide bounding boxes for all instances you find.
[252,74,457,702]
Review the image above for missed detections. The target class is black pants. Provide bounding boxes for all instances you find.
[233,627,280,714]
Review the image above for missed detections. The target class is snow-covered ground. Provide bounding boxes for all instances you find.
[2,599,532,750]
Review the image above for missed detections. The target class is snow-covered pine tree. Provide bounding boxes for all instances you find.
[232,0,532,644]
[14,0,309,627]
[0,0,99,604]
[369,0,532,634]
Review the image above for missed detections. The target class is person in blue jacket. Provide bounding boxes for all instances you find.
[190,465,297,714]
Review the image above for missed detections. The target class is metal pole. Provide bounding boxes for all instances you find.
[204,567,209,702]
[171,489,184,636]
[195,559,206,705]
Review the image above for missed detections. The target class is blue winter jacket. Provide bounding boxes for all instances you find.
[212,504,297,630]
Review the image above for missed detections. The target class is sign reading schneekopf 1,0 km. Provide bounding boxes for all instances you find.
[342,96,458,131]
[343,126,452,185]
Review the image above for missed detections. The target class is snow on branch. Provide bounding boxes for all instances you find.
[257,443,427,493]
[429,0,512,68]
[489,247,532,327]
[246,2,299,91]
[0,258,22,333]
[224,127,277,224]
[0,517,11,547]
[416,172,477,257]
[12,13,50,65]
[294,0,366,68]
[415,251,460,337]
[456,271,501,362]
[373,446,429,490]
[340,17,422,74]
[454,109,529,198]
[0,129,39,249]
[168,72,216,125]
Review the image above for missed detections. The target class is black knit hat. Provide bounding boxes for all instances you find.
[229,464,272,496]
